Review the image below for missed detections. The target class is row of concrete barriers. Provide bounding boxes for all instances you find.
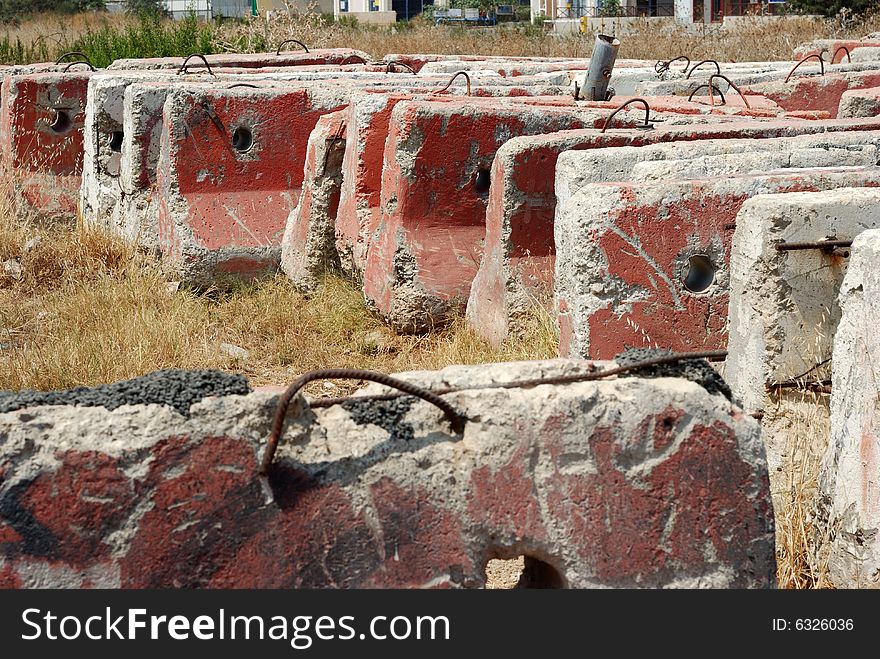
[4,36,880,587]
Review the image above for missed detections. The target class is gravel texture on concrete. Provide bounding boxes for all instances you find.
[341,396,415,443]
[616,348,733,401]
[0,369,251,416]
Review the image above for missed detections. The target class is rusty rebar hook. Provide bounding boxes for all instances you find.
[432,71,471,97]
[340,54,367,65]
[655,55,690,74]
[55,51,94,67]
[687,83,726,105]
[685,59,721,79]
[832,46,852,64]
[709,74,750,109]
[276,39,309,54]
[600,98,653,133]
[385,60,416,74]
[62,60,95,72]
[785,53,824,83]
[178,54,215,76]
[258,368,467,477]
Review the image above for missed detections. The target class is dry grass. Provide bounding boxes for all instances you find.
[766,391,835,589]
[6,9,880,66]
[0,189,556,393]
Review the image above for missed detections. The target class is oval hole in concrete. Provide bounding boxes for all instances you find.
[108,131,123,153]
[474,168,491,197]
[49,109,72,134]
[232,126,254,153]
[684,254,715,293]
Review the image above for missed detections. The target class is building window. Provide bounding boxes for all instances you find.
[370,0,380,10]
[339,0,348,11]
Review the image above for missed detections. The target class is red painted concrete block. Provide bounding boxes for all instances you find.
[554,166,880,359]
[0,70,93,221]
[359,99,615,332]
[0,362,775,588]
[745,71,880,118]
[334,90,575,278]
[467,118,880,346]
[154,85,349,283]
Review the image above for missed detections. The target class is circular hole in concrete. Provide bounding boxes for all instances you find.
[49,109,71,134]
[683,254,716,293]
[474,168,491,197]
[232,126,254,153]
[108,130,123,153]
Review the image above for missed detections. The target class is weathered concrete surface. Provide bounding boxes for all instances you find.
[838,86,880,118]
[0,360,774,588]
[333,90,576,279]
[815,229,880,588]
[794,39,880,63]
[154,85,350,284]
[280,110,347,292]
[0,71,93,221]
[107,49,372,71]
[745,71,880,118]
[726,188,880,414]
[554,165,880,360]
[468,129,880,346]
[361,100,708,333]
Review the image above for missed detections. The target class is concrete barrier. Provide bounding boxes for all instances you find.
[154,84,350,284]
[555,165,880,360]
[838,86,880,118]
[0,360,774,588]
[745,71,880,118]
[0,70,94,221]
[280,110,347,291]
[726,188,880,414]
[468,125,880,346]
[818,229,880,588]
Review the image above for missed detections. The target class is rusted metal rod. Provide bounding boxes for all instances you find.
[178,54,215,76]
[432,71,471,96]
[600,98,653,133]
[276,39,309,54]
[774,239,853,251]
[656,55,690,74]
[709,74,751,109]
[832,46,852,64]
[259,369,467,476]
[785,53,825,83]
[687,83,726,106]
[767,380,832,394]
[385,60,416,74]
[55,51,93,66]
[685,59,721,79]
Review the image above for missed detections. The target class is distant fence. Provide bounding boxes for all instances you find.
[104,1,254,19]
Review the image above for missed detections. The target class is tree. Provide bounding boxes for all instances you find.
[786,0,877,16]
[599,0,622,18]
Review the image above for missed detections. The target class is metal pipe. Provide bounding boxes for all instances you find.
[580,34,620,101]
[774,239,852,251]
